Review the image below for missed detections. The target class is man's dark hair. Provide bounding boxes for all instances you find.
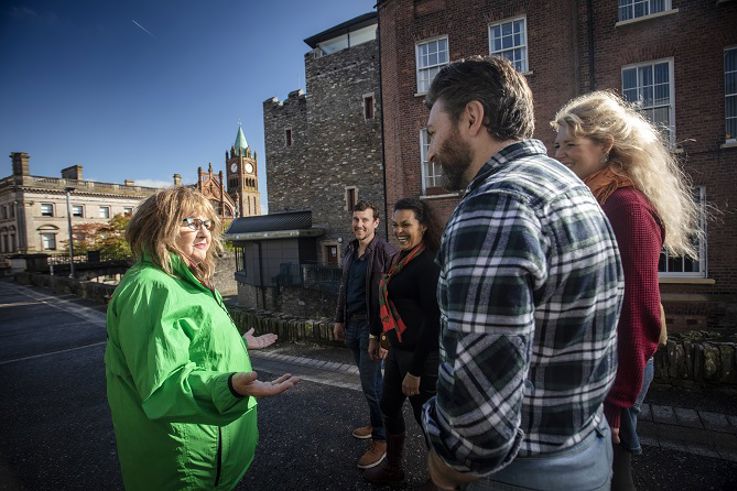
[393,197,441,252]
[425,56,535,140]
[353,200,379,220]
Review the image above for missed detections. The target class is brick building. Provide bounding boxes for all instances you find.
[0,152,161,256]
[263,12,385,266]
[195,126,261,220]
[377,0,737,330]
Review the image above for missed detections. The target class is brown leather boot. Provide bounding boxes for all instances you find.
[363,433,405,485]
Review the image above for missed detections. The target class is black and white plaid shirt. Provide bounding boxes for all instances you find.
[422,140,623,476]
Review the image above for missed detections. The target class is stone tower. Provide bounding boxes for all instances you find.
[225,126,261,217]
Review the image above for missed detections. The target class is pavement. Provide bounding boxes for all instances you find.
[2,279,737,490]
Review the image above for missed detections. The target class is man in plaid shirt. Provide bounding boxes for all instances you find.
[421,57,623,490]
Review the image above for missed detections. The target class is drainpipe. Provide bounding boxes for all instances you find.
[586,0,596,90]
[257,241,266,308]
[376,7,390,240]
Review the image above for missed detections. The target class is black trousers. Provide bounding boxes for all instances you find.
[380,347,439,435]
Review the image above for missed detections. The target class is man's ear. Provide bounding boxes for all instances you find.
[463,101,485,137]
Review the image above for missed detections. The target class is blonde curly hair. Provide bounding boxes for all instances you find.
[126,186,224,283]
[552,90,700,258]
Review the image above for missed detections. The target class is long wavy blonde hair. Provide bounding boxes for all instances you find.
[126,186,224,282]
[552,90,700,258]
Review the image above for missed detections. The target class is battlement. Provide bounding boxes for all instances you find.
[263,89,307,111]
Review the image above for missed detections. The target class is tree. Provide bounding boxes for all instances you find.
[67,214,131,260]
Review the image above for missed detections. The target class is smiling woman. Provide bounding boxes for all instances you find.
[104,187,298,490]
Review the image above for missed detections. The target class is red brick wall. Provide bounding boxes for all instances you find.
[379,0,737,328]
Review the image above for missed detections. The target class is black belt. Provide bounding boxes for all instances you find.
[347,312,367,321]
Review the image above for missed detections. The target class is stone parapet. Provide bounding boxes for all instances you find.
[655,332,737,387]
[227,305,339,345]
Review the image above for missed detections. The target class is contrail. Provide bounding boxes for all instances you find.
[131,19,155,39]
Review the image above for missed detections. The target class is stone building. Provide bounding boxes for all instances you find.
[377,0,737,330]
[263,11,385,266]
[227,12,384,313]
[0,152,161,255]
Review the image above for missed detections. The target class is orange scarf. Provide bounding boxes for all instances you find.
[584,165,634,204]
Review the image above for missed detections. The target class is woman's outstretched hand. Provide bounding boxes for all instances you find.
[231,371,300,397]
[243,328,278,350]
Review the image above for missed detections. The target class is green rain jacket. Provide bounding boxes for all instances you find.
[105,253,258,490]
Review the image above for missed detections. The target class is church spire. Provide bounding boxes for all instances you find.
[234,126,248,156]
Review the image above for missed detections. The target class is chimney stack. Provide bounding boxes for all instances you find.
[124,179,135,186]
[61,164,83,181]
[173,174,182,186]
[10,152,30,176]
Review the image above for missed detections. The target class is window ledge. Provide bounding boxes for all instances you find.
[720,141,737,149]
[521,70,534,77]
[659,277,715,285]
[414,91,427,98]
[615,9,678,27]
[420,192,461,200]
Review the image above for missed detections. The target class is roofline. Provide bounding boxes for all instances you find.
[303,12,377,48]
[225,228,325,242]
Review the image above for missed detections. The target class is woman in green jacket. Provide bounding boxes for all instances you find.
[105,187,298,490]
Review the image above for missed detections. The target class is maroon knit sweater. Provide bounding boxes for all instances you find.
[601,187,664,428]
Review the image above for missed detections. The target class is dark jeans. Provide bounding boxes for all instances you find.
[345,319,385,441]
[380,347,439,435]
[620,357,655,455]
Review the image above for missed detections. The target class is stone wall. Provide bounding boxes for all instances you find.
[279,285,337,319]
[228,306,339,345]
[655,332,737,387]
[14,271,116,303]
[264,38,388,263]
[212,252,237,297]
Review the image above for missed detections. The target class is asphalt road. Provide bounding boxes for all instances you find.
[1,280,736,490]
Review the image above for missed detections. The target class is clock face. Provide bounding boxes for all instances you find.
[230,163,238,173]
[245,163,254,174]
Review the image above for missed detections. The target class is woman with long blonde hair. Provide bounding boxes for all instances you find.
[105,187,298,490]
[552,90,700,490]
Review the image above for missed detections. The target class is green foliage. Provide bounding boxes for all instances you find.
[66,214,132,259]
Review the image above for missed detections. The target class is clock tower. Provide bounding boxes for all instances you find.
[226,126,261,217]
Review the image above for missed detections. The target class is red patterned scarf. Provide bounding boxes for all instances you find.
[378,243,425,342]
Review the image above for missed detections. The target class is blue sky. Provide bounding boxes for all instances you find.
[0,0,376,212]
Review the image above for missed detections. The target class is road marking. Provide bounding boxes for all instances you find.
[0,341,107,366]
[0,282,106,328]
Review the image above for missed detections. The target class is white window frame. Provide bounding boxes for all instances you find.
[415,35,449,95]
[99,206,111,219]
[659,186,707,278]
[72,205,84,218]
[488,16,529,73]
[40,203,54,217]
[123,207,134,216]
[621,58,675,146]
[618,0,672,22]
[40,232,57,251]
[419,128,444,193]
[725,46,737,143]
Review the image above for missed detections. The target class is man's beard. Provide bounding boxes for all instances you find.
[436,130,473,192]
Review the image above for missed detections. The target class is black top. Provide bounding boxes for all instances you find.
[345,252,368,316]
[384,247,440,375]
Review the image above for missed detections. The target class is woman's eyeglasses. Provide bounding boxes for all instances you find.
[181,217,214,231]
